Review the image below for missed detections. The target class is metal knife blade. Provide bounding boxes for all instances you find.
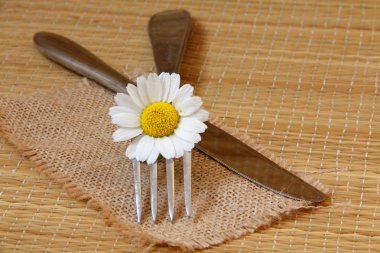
[197,123,326,202]
[33,12,326,203]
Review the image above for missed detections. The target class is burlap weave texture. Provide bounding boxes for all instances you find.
[0,82,327,251]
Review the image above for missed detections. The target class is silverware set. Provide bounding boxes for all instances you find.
[34,10,326,224]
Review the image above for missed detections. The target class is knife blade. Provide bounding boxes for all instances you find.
[33,12,326,203]
[197,123,326,202]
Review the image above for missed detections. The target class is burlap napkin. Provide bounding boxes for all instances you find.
[0,82,328,251]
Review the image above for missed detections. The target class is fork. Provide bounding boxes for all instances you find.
[33,10,192,224]
[133,152,191,223]
[132,10,192,223]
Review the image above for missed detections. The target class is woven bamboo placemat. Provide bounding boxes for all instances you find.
[0,0,379,252]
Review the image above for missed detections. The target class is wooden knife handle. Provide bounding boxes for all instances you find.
[34,10,191,92]
[33,32,131,93]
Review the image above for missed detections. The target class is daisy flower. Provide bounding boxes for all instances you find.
[109,72,209,164]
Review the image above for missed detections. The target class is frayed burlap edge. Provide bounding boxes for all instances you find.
[0,83,330,252]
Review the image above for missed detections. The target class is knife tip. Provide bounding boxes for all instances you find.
[302,186,328,203]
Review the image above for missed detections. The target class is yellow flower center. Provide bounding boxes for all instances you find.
[140,102,180,138]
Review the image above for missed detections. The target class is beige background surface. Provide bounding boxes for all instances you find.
[0,0,379,252]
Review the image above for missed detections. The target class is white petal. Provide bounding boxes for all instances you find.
[155,137,175,159]
[166,73,180,102]
[125,135,143,159]
[136,135,155,162]
[178,117,207,133]
[126,84,145,108]
[174,129,201,143]
[159,72,171,102]
[170,135,184,158]
[111,113,140,128]
[108,106,139,116]
[147,146,160,164]
[147,73,162,102]
[136,76,150,106]
[176,96,203,116]
[188,109,209,122]
[112,128,142,142]
[174,134,194,151]
[172,84,193,107]
[114,93,141,112]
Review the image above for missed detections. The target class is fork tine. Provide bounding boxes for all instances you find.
[149,162,158,223]
[183,151,191,218]
[166,158,175,222]
[132,159,142,223]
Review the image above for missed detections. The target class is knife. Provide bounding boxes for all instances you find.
[33,11,326,203]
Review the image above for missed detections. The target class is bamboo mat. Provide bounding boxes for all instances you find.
[0,0,379,252]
